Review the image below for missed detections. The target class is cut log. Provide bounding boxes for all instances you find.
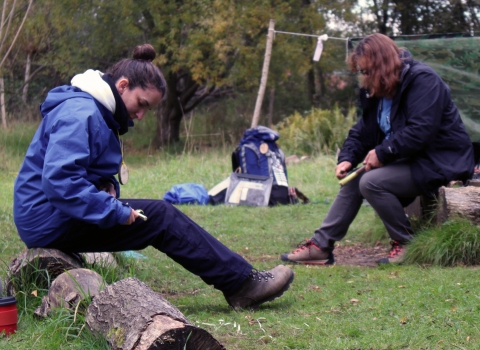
[86,278,225,350]
[35,268,104,318]
[6,248,83,296]
[82,252,118,269]
[437,186,480,225]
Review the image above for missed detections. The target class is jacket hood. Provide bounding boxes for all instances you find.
[71,69,116,113]
[40,85,99,117]
[40,70,131,135]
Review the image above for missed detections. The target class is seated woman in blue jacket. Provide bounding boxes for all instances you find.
[282,33,474,265]
[13,44,293,309]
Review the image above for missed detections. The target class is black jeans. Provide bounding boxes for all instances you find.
[313,161,422,249]
[44,199,252,296]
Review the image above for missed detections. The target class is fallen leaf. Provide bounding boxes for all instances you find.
[398,285,406,289]
[350,298,360,303]
[31,290,38,297]
[467,336,470,342]
[400,317,407,324]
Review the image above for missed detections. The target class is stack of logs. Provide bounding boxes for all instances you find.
[5,249,225,350]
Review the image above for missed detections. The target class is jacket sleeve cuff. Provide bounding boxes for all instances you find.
[117,203,131,225]
[375,145,390,164]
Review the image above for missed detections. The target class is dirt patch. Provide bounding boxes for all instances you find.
[333,243,389,267]
[252,243,390,266]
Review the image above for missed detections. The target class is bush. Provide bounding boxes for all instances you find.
[403,218,480,266]
[275,106,356,156]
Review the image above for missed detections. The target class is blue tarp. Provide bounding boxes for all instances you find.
[163,183,210,205]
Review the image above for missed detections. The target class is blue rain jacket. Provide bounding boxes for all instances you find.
[13,86,132,248]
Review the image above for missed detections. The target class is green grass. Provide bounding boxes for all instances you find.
[2,122,480,349]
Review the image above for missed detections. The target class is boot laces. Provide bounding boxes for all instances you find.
[249,268,274,282]
[293,239,316,253]
[388,241,404,258]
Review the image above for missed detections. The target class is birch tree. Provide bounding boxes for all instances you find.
[0,0,32,127]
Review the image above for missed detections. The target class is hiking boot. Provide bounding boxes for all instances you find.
[224,265,294,310]
[280,239,335,265]
[377,241,406,265]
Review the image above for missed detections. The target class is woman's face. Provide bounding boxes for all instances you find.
[116,78,163,120]
[356,56,373,90]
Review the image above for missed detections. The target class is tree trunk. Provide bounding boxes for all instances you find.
[436,186,480,225]
[6,248,83,296]
[86,278,225,350]
[22,51,31,104]
[0,77,5,128]
[154,72,182,147]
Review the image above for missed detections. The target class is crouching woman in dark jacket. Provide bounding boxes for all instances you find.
[281,33,474,265]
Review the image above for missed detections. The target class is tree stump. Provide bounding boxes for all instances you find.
[6,248,83,296]
[437,186,480,225]
[86,278,225,350]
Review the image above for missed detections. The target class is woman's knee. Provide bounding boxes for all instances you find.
[358,170,378,198]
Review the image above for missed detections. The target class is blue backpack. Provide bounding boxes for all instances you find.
[232,126,290,205]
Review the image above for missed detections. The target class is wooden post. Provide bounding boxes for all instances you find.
[251,19,275,128]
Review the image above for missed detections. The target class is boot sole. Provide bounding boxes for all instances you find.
[248,272,295,310]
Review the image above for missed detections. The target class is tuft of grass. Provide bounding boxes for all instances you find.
[403,217,480,266]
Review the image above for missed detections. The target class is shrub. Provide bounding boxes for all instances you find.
[275,106,357,156]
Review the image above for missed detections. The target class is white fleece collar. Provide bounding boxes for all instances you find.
[71,69,116,113]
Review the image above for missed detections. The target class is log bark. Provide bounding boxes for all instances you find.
[6,248,83,296]
[35,268,104,318]
[437,186,480,225]
[86,278,225,350]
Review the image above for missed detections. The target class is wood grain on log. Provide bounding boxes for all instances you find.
[86,278,225,350]
[437,186,480,225]
[6,248,83,296]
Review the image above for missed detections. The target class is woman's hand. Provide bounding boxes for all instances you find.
[335,161,352,179]
[124,208,139,225]
[99,181,117,198]
[364,149,384,171]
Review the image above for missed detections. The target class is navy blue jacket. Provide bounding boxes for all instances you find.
[338,57,474,197]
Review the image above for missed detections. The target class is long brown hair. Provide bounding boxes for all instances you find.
[348,34,403,98]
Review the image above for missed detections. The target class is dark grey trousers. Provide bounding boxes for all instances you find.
[313,161,422,250]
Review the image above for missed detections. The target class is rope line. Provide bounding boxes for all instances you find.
[272,29,349,41]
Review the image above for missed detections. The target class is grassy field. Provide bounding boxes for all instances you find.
[1,122,480,349]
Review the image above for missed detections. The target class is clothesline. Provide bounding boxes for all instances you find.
[273,29,349,41]
[271,29,350,61]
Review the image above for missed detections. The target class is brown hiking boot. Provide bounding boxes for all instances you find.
[281,239,334,265]
[377,241,406,264]
[224,265,294,310]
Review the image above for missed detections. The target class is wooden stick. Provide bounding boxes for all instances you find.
[251,19,275,128]
[338,165,366,186]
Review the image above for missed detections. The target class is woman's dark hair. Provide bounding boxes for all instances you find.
[348,33,402,98]
[108,44,167,99]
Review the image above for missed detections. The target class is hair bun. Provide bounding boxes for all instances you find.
[132,44,156,62]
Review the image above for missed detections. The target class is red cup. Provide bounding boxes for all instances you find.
[0,296,18,336]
